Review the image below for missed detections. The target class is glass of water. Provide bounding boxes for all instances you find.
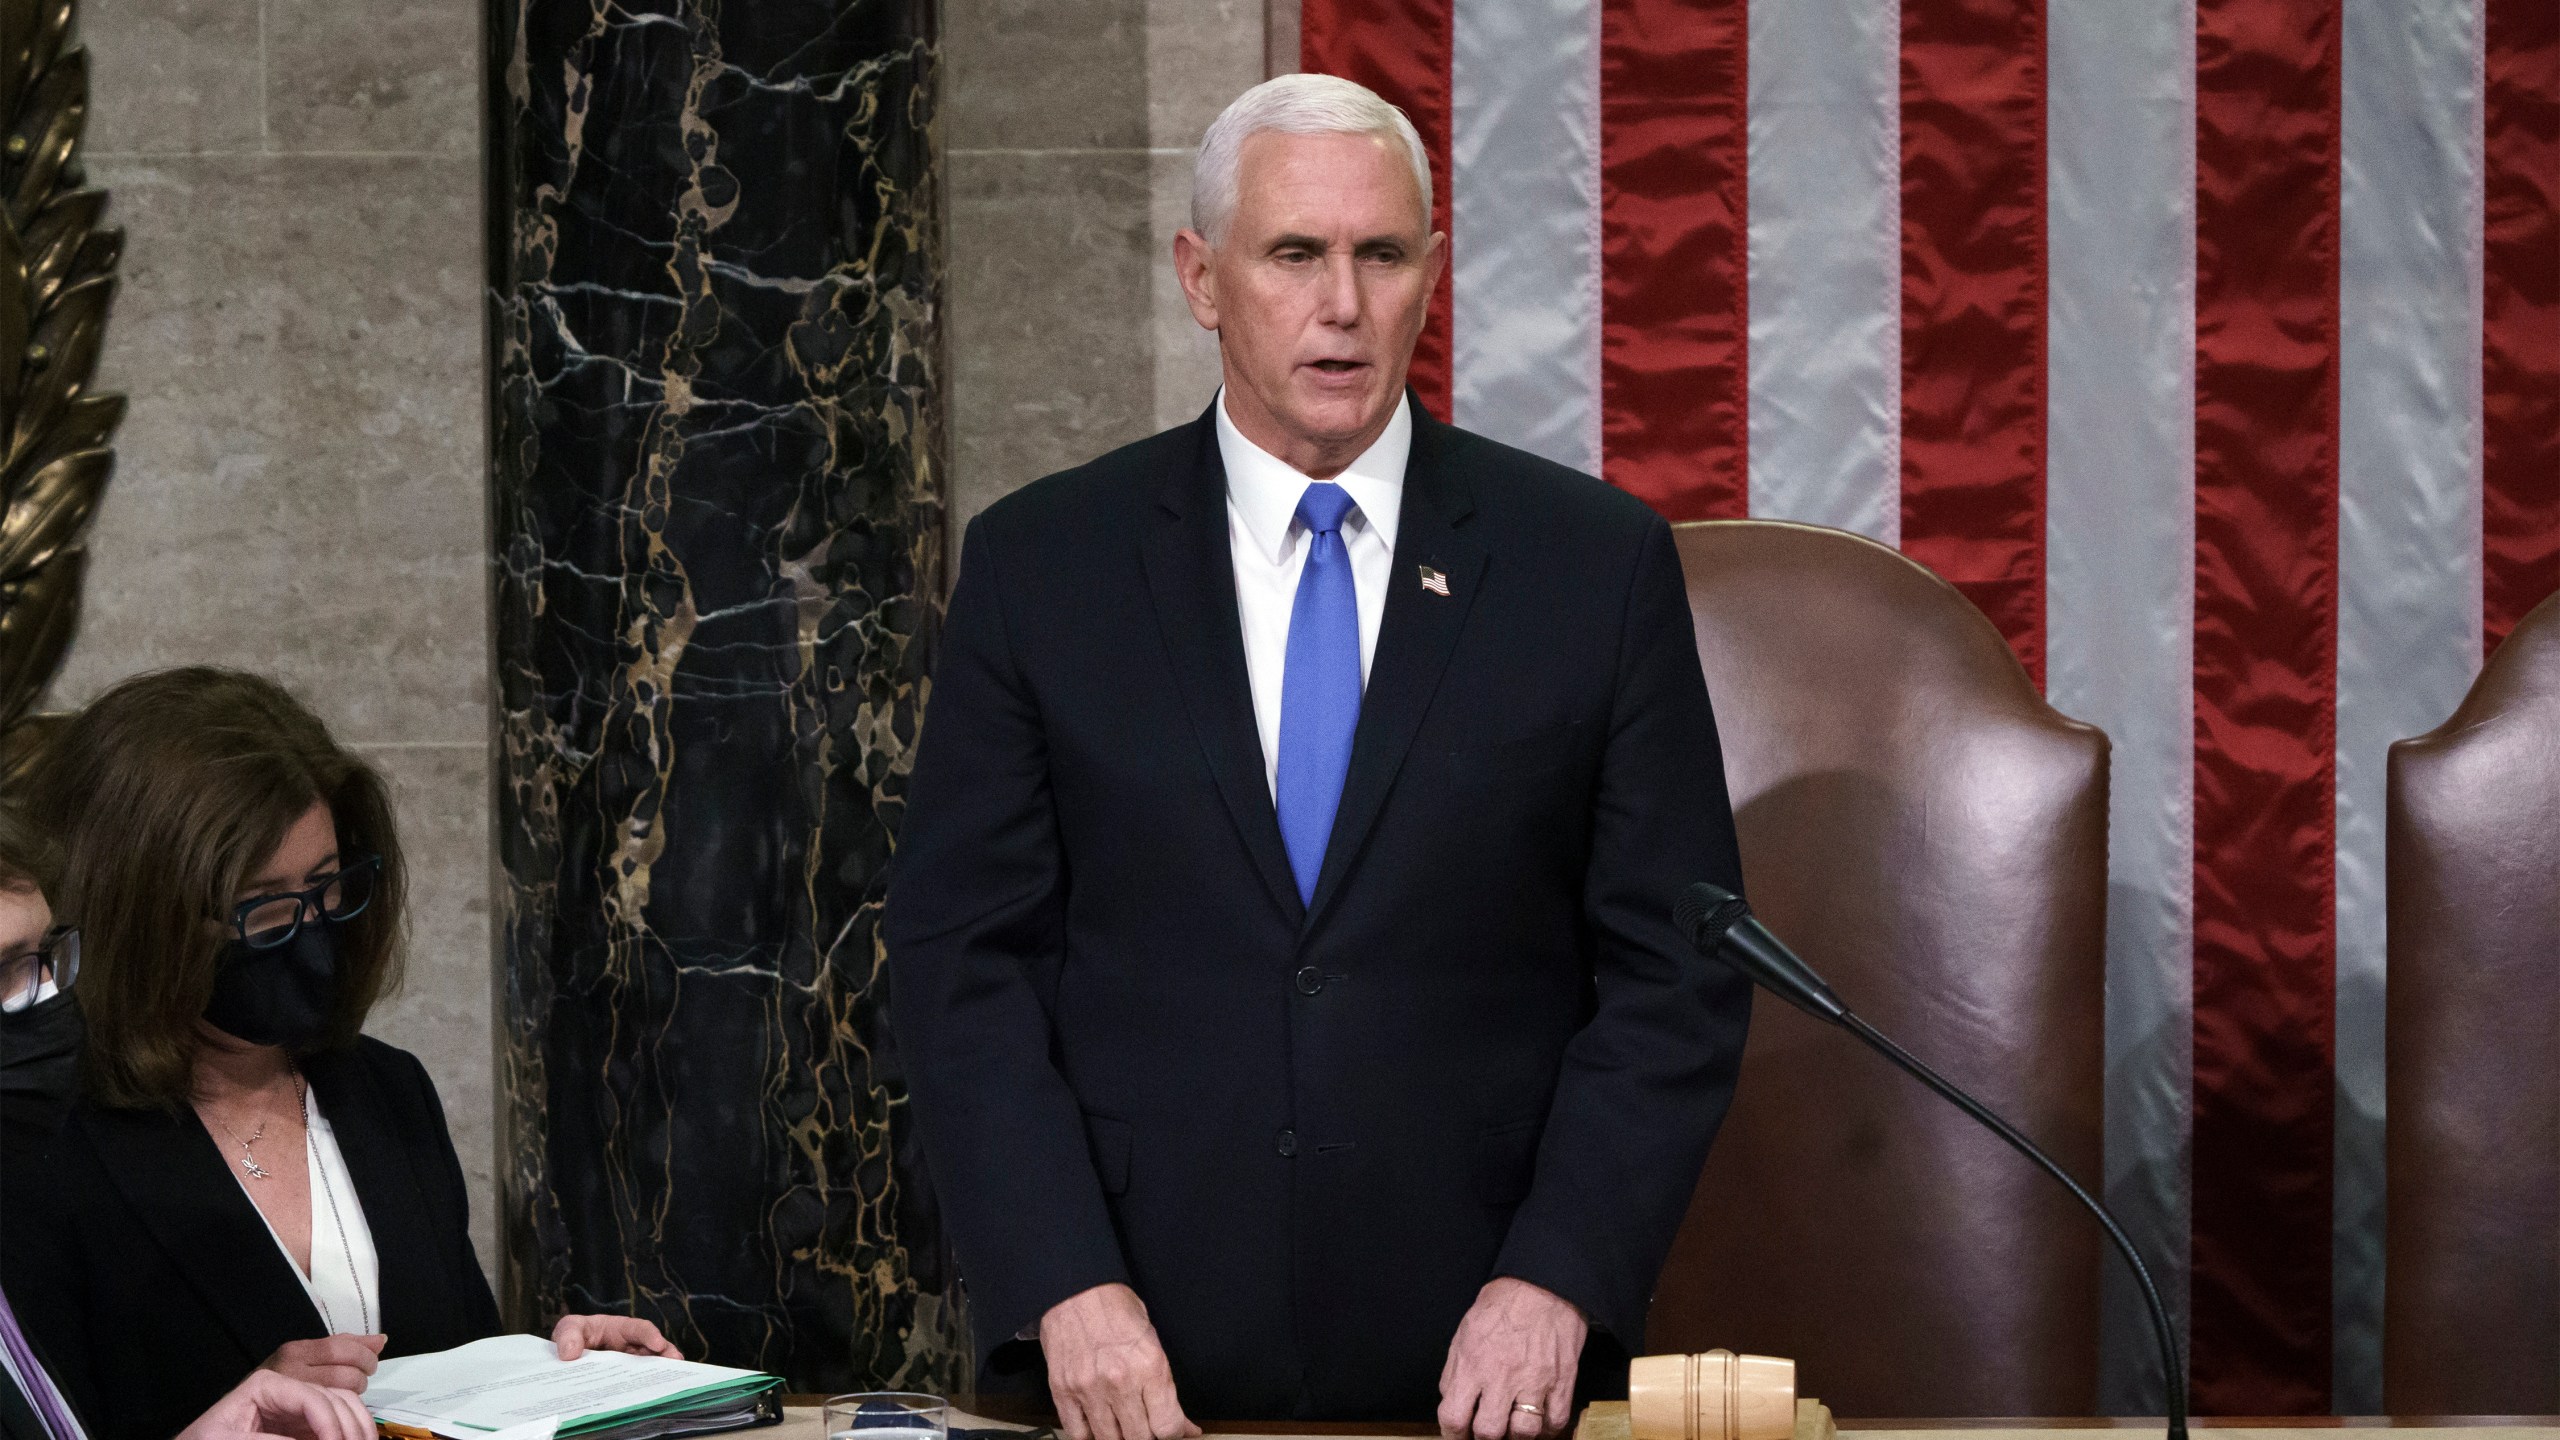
[824,1393,948,1440]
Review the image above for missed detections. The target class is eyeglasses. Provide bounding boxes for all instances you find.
[229,855,381,949]
[0,926,78,1009]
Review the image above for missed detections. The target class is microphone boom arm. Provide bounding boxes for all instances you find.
[1676,879,2188,1440]
[1834,1011,2189,1440]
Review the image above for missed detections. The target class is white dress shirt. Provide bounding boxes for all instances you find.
[230,1086,382,1337]
[1216,388,1411,797]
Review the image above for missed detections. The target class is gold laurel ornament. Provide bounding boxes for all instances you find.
[0,0,121,795]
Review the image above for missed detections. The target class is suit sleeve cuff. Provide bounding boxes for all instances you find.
[1493,1216,1645,1351]
[969,1248,1132,1365]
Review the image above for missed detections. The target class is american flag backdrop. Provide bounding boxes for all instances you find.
[1295,0,2558,1417]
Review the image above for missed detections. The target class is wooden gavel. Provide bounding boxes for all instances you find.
[1623,1350,1800,1440]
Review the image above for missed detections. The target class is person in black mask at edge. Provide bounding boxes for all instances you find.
[0,668,680,1440]
[0,803,80,1156]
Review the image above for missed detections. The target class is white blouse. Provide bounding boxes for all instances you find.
[229,1085,382,1336]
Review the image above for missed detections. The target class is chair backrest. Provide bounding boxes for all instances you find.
[1648,520,2109,1416]
[2384,590,2560,1415]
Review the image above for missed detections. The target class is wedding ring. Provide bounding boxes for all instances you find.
[1514,1403,1544,1416]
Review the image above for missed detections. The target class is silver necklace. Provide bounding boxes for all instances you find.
[210,1103,275,1180]
[299,1072,375,1335]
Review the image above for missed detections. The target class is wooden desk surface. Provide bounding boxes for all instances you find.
[768,1409,2560,1440]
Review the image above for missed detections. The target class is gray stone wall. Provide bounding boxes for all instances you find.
[946,0,1271,547]
[56,0,493,1272]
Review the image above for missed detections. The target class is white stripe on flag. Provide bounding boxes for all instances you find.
[1745,0,1901,542]
[2334,0,2487,1410]
[2044,0,2198,1414]
[1450,0,1603,475]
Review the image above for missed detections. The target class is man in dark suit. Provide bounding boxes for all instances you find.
[886,73,1750,1440]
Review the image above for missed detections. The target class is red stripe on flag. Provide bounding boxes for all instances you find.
[1301,0,1455,422]
[2483,0,2560,652]
[1897,0,2049,687]
[1598,0,1749,521]
[2190,0,2342,1413]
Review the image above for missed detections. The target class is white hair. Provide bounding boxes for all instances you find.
[1191,73,1433,243]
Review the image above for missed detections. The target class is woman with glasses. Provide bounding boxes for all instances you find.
[0,669,675,1440]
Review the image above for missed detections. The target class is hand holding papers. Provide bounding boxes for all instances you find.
[365,1334,781,1440]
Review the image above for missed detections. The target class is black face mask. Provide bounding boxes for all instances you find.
[202,921,343,1050]
[0,985,83,1123]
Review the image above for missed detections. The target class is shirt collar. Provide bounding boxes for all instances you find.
[1216,387,1410,565]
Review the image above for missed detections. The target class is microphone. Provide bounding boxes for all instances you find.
[1675,881,2188,1440]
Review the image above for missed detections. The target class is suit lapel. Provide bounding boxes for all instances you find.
[78,1101,322,1359]
[302,1049,443,1346]
[1306,405,1486,928]
[1141,411,1307,926]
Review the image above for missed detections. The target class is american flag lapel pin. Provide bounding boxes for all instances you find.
[1418,564,1450,597]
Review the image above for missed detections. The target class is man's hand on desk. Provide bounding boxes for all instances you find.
[1437,1278,1585,1440]
[1040,1282,1203,1440]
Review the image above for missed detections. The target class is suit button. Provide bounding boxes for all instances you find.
[1276,1128,1298,1158]
[1294,965,1325,995]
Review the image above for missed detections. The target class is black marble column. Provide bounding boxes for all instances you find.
[484,0,962,1390]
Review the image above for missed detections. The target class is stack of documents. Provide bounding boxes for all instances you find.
[365,1334,783,1440]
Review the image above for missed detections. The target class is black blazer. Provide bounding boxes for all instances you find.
[0,1379,45,1440]
[0,1316,64,1440]
[0,1036,500,1440]
[885,399,1752,1420]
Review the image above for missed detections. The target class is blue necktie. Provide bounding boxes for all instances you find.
[1276,482,1363,906]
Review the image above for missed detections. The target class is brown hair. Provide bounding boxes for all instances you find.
[30,668,406,1108]
[0,802,59,897]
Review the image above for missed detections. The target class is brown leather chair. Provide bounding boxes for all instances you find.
[1648,520,2109,1416]
[2383,590,2560,1416]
